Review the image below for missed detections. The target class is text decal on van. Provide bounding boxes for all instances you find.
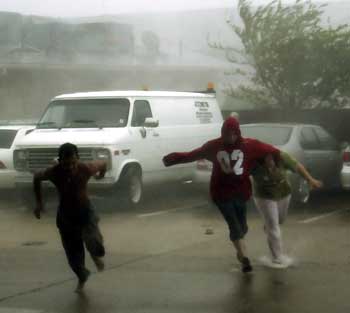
[195,101,213,124]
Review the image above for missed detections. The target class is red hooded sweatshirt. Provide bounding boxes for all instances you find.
[163,117,280,202]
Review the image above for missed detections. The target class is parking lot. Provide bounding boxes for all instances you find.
[0,184,349,313]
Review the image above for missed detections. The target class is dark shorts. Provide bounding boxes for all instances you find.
[56,201,97,230]
[214,198,248,241]
[57,206,105,258]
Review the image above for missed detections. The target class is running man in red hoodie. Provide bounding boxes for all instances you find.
[163,117,280,272]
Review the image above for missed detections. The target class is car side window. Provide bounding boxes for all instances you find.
[300,127,319,150]
[313,127,338,150]
[131,100,153,127]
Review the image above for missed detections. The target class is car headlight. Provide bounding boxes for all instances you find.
[94,149,111,169]
[14,149,27,171]
[96,149,110,160]
[15,150,27,160]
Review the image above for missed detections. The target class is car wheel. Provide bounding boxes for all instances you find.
[296,178,310,204]
[118,167,143,207]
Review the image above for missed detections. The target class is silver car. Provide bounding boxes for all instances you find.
[193,123,343,203]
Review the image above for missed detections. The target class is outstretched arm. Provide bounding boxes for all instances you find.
[296,163,323,189]
[33,168,52,219]
[280,151,323,190]
[163,145,208,167]
[87,161,107,180]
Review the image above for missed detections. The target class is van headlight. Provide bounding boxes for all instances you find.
[94,149,111,168]
[14,149,27,171]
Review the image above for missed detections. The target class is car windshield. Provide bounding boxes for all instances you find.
[37,98,130,129]
[0,130,18,149]
[241,125,293,146]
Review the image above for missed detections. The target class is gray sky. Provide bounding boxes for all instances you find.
[0,0,233,17]
[0,0,343,17]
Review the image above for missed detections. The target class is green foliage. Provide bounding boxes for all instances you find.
[229,0,350,110]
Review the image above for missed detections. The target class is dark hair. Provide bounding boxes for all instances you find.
[257,153,280,167]
[58,142,79,160]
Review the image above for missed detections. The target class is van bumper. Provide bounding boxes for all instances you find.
[0,170,16,189]
[15,174,117,190]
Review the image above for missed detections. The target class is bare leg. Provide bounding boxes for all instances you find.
[215,199,252,272]
[233,239,247,260]
[75,270,90,293]
[233,239,252,272]
[59,227,90,292]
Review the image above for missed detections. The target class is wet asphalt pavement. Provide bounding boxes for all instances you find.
[0,185,349,313]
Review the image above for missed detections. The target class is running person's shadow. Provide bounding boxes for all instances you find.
[230,274,255,312]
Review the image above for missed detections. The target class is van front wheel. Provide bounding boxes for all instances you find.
[118,167,143,206]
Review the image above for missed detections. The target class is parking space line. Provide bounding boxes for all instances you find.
[137,202,208,218]
[298,208,350,224]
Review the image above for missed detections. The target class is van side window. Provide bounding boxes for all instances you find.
[132,100,153,127]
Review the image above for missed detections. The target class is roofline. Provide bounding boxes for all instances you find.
[0,125,35,130]
[241,123,318,127]
[53,90,217,100]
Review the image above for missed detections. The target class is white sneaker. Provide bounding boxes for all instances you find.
[272,257,283,264]
[271,255,294,269]
[271,258,285,267]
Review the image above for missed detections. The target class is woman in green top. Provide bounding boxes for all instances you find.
[252,151,323,266]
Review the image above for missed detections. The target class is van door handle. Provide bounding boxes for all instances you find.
[153,132,159,137]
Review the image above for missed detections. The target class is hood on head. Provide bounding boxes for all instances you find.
[221,116,241,140]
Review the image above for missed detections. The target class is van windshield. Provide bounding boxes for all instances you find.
[37,98,130,129]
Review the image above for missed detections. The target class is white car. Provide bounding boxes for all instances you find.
[340,146,350,190]
[0,125,35,189]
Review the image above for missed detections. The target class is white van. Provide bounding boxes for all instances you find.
[14,90,223,206]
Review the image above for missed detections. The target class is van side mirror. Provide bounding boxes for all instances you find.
[144,117,159,128]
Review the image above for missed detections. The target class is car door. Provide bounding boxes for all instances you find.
[299,126,326,181]
[130,99,161,181]
[313,126,342,187]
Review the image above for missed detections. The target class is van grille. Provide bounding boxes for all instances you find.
[27,148,94,171]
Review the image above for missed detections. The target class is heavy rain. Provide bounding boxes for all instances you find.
[0,0,349,312]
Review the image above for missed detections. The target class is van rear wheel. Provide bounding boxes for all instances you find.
[118,167,143,207]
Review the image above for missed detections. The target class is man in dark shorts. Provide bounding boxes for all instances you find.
[33,142,107,292]
[163,117,280,273]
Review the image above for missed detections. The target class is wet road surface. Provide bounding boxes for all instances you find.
[0,185,349,313]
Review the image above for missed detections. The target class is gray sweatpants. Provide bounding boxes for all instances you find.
[254,195,291,261]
